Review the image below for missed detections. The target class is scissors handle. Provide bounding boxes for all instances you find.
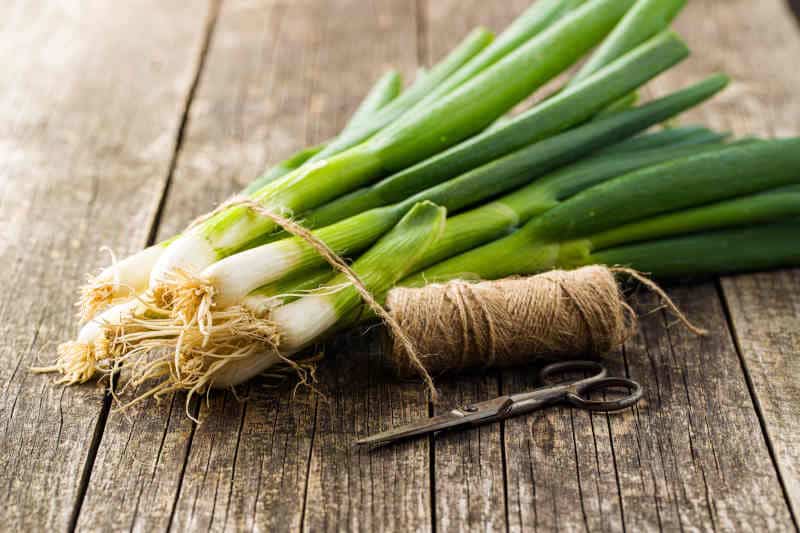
[539,360,607,382]
[510,360,642,414]
[566,376,643,412]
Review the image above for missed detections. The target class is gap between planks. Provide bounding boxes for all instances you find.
[714,278,800,531]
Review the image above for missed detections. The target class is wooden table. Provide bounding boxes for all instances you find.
[3,1,800,531]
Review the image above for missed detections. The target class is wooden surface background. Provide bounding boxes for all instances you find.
[2,0,799,531]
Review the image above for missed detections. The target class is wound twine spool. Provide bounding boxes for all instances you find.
[385,266,706,378]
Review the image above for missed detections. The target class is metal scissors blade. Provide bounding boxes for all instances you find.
[355,395,514,447]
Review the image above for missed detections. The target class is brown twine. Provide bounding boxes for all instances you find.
[181,195,438,398]
[385,266,706,378]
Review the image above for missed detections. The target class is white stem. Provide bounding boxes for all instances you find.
[209,348,287,388]
[209,293,339,388]
[272,295,339,350]
[149,233,218,285]
[78,299,141,344]
[201,239,304,308]
[93,244,165,295]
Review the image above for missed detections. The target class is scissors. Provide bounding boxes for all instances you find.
[356,360,642,447]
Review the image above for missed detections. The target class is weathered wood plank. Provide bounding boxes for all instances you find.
[291,1,430,531]
[504,285,794,532]
[617,286,791,530]
[432,374,506,532]
[42,1,800,532]
[304,333,431,532]
[502,0,800,530]
[503,367,623,532]
[0,1,214,530]
[422,2,531,531]
[75,0,317,530]
[722,272,800,521]
[672,0,800,523]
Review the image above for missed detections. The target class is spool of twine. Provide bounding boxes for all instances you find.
[385,266,704,378]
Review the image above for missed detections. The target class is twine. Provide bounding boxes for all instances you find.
[385,266,706,377]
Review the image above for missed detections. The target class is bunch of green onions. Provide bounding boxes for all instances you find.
[44,0,800,399]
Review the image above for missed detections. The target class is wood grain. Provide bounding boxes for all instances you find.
[3,0,799,531]
[659,0,800,526]
[75,0,316,530]
[0,1,213,530]
[721,271,800,522]
[421,2,533,531]
[503,284,795,532]
[304,333,431,532]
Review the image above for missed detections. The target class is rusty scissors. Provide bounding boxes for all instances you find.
[356,360,642,447]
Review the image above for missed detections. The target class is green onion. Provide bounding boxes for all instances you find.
[592,92,639,119]
[532,139,800,241]
[243,266,335,313]
[562,0,686,122]
[589,220,800,278]
[193,61,718,315]
[342,71,403,132]
[412,0,588,108]
[243,72,402,194]
[598,125,729,155]
[258,193,800,387]
[245,77,731,309]
[570,0,687,84]
[571,0,686,116]
[411,139,730,271]
[586,184,800,250]
[308,0,588,164]
[249,139,729,308]
[307,28,495,162]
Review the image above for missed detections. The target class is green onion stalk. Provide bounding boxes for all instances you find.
[56,0,633,386]
[77,70,402,321]
[147,0,635,290]
[568,0,687,112]
[107,79,732,387]
[153,36,695,327]
[55,72,726,386]
[244,79,735,307]
[571,0,687,84]
[598,125,729,155]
